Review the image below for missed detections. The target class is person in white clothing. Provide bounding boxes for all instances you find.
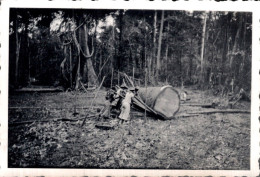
[118,87,137,123]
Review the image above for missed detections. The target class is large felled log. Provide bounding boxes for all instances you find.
[138,86,180,119]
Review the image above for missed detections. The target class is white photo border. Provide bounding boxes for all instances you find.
[0,0,259,176]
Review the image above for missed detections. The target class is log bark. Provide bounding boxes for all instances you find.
[138,86,180,119]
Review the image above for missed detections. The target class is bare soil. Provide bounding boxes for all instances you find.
[8,88,250,169]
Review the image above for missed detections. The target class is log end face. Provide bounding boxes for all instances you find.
[154,87,180,119]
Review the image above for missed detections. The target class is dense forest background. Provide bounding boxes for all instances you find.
[9,8,252,94]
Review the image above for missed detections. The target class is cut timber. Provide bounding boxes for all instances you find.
[138,86,180,119]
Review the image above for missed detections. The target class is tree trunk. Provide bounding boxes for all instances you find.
[87,58,98,86]
[189,39,193,82]
[242,13,247,70]
[75,55,81,90]
[145,21,147,85]
[69,44,72,88]
[221,14,229,85]
[180,49,183,86]
[28,35,31,85]
[165,21,169,83]
[61,46,68,83]
[118,10,124,71]
[150,10,157,85]
[72,15,81,90]
[75,24,81,90]
[81,22,98,86]
[99,49,102,79]
[82,24,90,83]
[15,17,21,87]
[111,25,115,72]
[200,12,207,87]
[156,10,164,82]
[229,13,242,68]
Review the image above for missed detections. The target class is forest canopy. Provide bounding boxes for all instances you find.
[9,8,252,93]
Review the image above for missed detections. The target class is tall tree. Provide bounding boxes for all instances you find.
[151,10,157,84]
[82,19,97,86]
[156,10,164,82]
[165,21,170,83]
[229,13,242,68]
[15,12,21,87]
[200,12,207,86]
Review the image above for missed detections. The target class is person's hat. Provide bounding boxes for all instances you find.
[111,86,116,90]
[135,86,139,91]
[120,83,128,89]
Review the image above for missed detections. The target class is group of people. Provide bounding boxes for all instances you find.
[100,83,139,124]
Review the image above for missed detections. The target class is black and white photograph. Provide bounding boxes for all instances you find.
[0,1,259,176]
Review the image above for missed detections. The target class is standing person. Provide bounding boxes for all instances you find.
[118,87,137,124]
[111,85,123,109]
[100,87,117,119]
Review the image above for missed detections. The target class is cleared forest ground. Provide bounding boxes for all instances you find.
[8,88,250,169]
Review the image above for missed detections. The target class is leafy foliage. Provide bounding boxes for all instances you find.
[9,9,251,93]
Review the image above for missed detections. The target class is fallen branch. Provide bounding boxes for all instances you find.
[175,114,200,118]
[175,109,250,118]
[15,87,63,92]
[9,115,97,126]
[181,103,217,108]
[187,109,250,115]
[181,103,211,106]
[80,81,88,93]
[9,106,104,110]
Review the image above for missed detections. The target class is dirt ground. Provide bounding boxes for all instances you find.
[8,88,250,169]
